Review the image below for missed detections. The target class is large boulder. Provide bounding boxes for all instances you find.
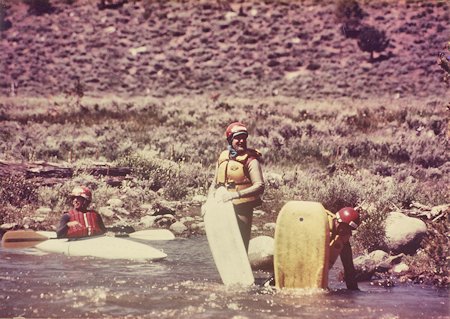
[248,236,274,272]
[384,212,427,254]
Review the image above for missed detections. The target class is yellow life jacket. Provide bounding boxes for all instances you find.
[327,210,344,267]
[215,148,261,205]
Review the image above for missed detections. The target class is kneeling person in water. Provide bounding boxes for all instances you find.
[56,186,107,238]
[327,207,360,290]
[265,207,360,290]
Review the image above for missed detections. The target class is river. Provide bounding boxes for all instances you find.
[1,237,448,318]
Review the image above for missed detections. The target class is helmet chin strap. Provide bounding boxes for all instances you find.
[227,144,238,158]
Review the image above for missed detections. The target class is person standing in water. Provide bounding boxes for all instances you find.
[208,122,265,251]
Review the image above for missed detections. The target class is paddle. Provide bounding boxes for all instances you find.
[2,229,175,249]
[1,230,54,249]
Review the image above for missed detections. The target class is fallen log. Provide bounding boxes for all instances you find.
[0,160,131,186]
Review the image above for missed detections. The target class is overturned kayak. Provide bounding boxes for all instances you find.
[34,232,167,260]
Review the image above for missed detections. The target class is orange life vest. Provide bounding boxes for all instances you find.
[215,148,262,205]
[66,209,104,238]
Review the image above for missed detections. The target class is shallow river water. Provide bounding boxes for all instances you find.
[1,237,448,318]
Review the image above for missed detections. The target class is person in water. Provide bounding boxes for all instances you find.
[265,207,360,290]
[208,122,265,251]
[326,207,360,290]
[56,186,107,238]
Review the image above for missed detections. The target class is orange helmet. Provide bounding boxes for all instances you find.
[71,186,92,203]
[336,207,360,229]
[225,122,248,143]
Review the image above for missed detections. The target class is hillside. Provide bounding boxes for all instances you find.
[1,0,449,99]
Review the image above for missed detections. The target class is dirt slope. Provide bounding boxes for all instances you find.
[0,0,449,99]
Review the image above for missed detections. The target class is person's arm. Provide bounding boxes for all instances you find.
[340,241,359,290]
[237,158,265,198]
[56,214,71,238]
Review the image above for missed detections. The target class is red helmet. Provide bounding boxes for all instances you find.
[336,207,360,229]
[71,186,92,203]
[225,122,248,143]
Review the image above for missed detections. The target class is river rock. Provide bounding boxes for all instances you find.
[107,198,124,208]
[111,206,130,216]
[139,215,158,228]
[384,212,427,254]
[180,216,195,223]
[354,250,388,280]
[248,235,274,272]
[139,203,155,215]
[36,207,52,216]
[254,209,265,217]
[192,194,207,205]
[153,201,176,216]
[264,172,283,187]
[155,214,176,227]
[392,262,409,274]
[170,221,187,234]
[190,221,205,232]
[263,222,276,231]
[99,206,115,218]
[354,250,405,281]
[0,222,18,230]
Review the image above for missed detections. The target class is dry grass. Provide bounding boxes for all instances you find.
[0,94,449,252]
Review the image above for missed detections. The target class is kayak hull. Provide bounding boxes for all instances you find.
[35,235,167,260]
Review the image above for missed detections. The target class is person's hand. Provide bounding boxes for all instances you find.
[222,191,239,203]
[67,221,81,228]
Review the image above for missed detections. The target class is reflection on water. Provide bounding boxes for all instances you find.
[1,237,448,318]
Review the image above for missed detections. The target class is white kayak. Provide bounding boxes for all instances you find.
[125,229,175,241]
[35,232,167,260]
[38,229,175,241]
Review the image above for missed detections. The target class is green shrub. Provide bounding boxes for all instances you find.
[116,150,197,200]
[0,205,32,225]
[357,25,390,61]
[317,173,363,213]
[22,0,54,15]
[335,0,365,23]
[36,174,107,213]
[0,176,38,207]
[0,176,40,226]
[0,2,12,31]
[261,186,298,216]
[117,150,177,188]
[404,218,448,287]
[353,206,387,252]
[335,0,366,38]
